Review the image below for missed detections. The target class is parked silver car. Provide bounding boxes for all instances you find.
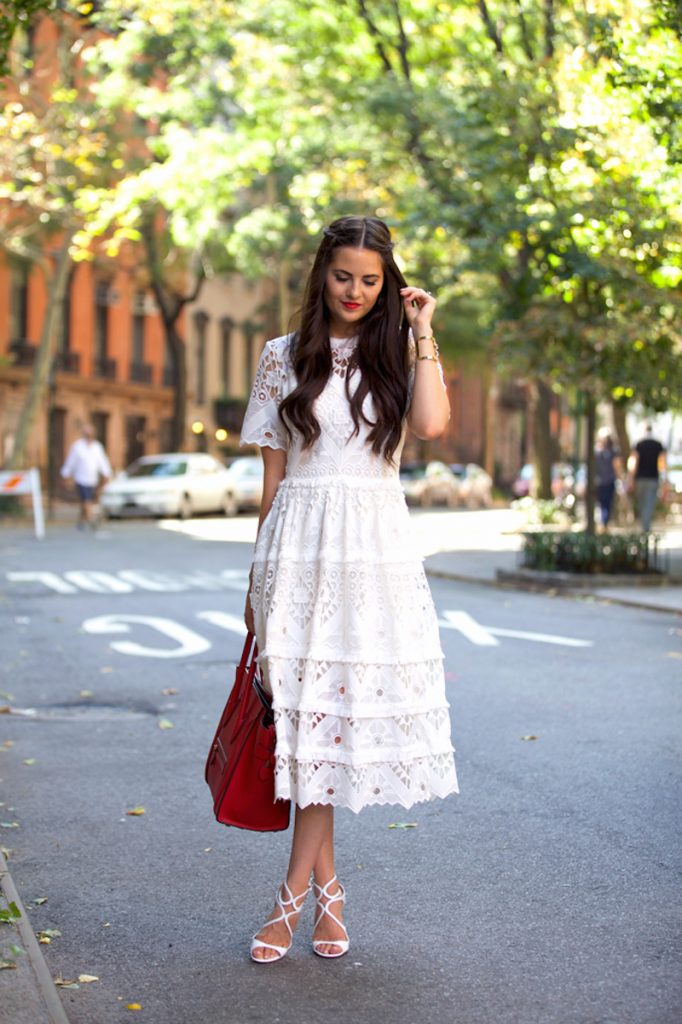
[400,461,461,508]
[222,456,264,516]
[101,453,235,519]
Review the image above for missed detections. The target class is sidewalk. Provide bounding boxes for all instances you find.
[424,520,682,616]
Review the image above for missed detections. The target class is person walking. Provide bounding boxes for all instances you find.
[60,423,112,529]
[630,424,666,532]
[594,429,621,530]
[240,216,458,963]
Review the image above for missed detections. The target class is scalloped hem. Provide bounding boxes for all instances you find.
[281,783,459,814]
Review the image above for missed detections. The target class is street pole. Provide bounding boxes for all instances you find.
[47,356,57,521]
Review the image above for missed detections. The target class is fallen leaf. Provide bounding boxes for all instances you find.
[388,822,418,829]
[54,977,79,989]
[0,960,17,970]
[80,690,94,698]
[22,759,36,766]
[33,897,48,906]
[158,718,174,730]
[103,922,111,928]
[161,688,178,696]
[37,929,61,941]
[0,822,19,829]
[38,936,51,944]
[0,902,20,923]
[0,707,11,715]
[78,974,99,984]
[0,691,13,702]
[127,1003,142,1011]
[203,847,212,853]
[521,735,539,741]
[126,807,145,816]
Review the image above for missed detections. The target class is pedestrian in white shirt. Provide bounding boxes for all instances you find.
[61,424,112,529]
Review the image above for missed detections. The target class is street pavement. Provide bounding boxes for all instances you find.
[0,511,681,1024]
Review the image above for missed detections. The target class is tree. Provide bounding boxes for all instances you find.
[0,9,127,467]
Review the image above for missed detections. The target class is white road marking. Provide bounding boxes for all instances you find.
[486,627,592,647]
[440,609,593,648]
[117,570,189,592]
[82,614,212,658]
[5,568,249,595]
[439,610,499,646]
[63,571,134,593]
[6,571,78,594]
[196,611,248,636]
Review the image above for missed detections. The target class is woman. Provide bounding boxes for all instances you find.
[240,215,458,963]
[595,429,621,529]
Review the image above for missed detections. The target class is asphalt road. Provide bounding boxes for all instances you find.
[0,517,681,1024]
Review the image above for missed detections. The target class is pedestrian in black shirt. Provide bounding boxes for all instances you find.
[629,424,666,531]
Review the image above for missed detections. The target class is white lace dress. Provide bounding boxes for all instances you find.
[240,333,458,812]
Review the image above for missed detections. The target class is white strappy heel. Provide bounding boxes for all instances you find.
[312,876,349,959]
[250,881,309,963]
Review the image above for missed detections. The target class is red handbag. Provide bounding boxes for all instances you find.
[205,632,291,832]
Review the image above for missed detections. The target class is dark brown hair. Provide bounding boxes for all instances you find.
[279,216,410,463]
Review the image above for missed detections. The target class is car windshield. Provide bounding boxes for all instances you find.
[126,460,187,478]
[229,460,261,477]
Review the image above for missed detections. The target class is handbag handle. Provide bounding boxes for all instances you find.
[236,632,258,726]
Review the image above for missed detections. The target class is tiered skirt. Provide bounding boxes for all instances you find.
[249,474,459,812]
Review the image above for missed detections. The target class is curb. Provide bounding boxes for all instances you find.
[0,850,71,1024]
[424,567,682,616]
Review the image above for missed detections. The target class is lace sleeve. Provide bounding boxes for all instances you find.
[240,338,290,450]
[407,330,446,406]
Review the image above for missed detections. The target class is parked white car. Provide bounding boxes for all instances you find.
[101,453,235,519]
[400,461,461,508]
[223,456,264,516]
[454,463,493,509]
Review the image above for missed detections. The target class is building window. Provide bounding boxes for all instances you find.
[92,280,117,378]
[10,261,30,342]
[220,317,233,395]
[132,292,145,365]
[129,291,152,383]
[194,312,208,405]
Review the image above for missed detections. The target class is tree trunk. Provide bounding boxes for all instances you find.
[165,321,187,451]
[8,237,73,470]
[584,391,596,535]
[279,256,291,336]
[611,400,630,464]
[483,361,498,481]
[531,378,553,499]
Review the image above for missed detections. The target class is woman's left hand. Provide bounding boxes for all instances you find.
[400,286,436,334]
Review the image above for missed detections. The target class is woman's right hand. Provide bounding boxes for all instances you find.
[244,590,255,635]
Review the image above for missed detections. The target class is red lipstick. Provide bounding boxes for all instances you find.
[342,302,361,310]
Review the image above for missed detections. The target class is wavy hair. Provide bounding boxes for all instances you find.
[278,216,410,463]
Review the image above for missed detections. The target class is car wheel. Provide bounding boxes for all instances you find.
[223,492,238,517]
[178,494,193,520]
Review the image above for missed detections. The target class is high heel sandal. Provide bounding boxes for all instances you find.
[250,881,309,963]
[312,876,349,959]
